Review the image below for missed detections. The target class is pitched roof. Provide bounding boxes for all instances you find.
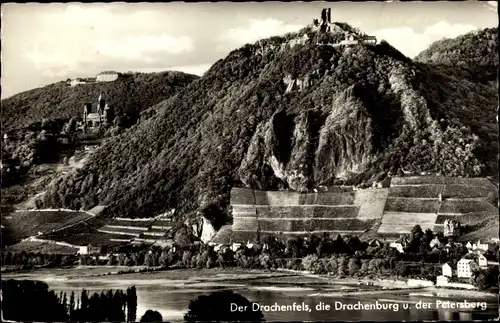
[443,262,456,269]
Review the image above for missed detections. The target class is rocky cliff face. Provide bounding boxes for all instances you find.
[40,24,498,229]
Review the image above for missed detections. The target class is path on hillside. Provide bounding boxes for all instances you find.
[13,149,94,211]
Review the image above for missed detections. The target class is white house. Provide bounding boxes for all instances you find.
[457,258,475,278]
[436,275,449,286]
[69,78,86,87]
[212,244,224,252]
[472,240,488,252]
[429,238,441,249]
[466,242,473,250]
[368,239,383,248]
[389,242,404,253]
[442,263,453,277]
[96,71,119,82]
[478,254,488,268]
[231,243,242,252]
[78,246,89,255]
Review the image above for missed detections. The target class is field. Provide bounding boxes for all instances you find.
[4,240,79,254]
[232,217,376,233]
[311,192,355,205]
[228,178,499,242]
[229,230,259,243]
[233,205,359,219]
[438,199,497,214]
[151,219,172,229]
[435,211,494,225]
[381,212,438,225]
[442,185,498,199]
[353,189,389,219]
[105,219,153,227]
[3,210,93,241]
[377,223,437,234]
[231,188,355,206]
[459,216,499,241]
[230,188,257,205]
[232,205,257,216]
[384,197,440,213]
[390,176,495,186]
[258,191,300,205]
[388,185,444,198]
[378,212,437,234]
[228,229,362,243]
[44,231,132,246]
[93,217,171,244]
[389,183,498,200]
[376,232,404,240]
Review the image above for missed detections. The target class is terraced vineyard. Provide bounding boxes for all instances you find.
[220,187,383,244]
[49,231,137,246]
[5,239,80,254]
[96,217,173,243]
[214,177,498,244]
[378,176,498,238]
[3,210,94,241]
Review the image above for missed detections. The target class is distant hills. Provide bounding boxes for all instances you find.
[1,71,199,132]
[37,23,498,234]
[415,27,498,83]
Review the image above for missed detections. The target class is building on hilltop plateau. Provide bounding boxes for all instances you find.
[313,8,377,46]
[83,94,112,130]
[96,71,119,82]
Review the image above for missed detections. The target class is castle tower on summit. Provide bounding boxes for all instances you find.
[320,8,332,32]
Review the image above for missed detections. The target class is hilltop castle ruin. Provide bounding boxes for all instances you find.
[313,8,377,46]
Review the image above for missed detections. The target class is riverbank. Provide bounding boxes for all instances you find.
[427,286,499,298]
[3,266,497,298]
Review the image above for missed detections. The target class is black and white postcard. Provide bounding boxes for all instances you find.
[1,1,499,322]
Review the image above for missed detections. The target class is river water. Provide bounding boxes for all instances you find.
[3,269,498,322]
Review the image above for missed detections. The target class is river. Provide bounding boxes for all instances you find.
[3,268,498,322]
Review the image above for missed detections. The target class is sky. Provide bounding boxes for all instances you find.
[1,1,498,99]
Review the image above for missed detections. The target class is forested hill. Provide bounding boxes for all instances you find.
[40,24,498,229]
[1,71,199,132]
[415,27,498,83]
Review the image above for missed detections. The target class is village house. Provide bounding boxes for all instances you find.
[441,263,454,278]
[69,78,87,87]
[389,242,404,253]
[368,239,383,248]
[429,237,442,249]
[231,243,242,252]
[471,240,489,252]
[443,219,460,237]
[436,275,449,285]
[478,254,488,267]
[78,244,100,255]
[457,258,475,278]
